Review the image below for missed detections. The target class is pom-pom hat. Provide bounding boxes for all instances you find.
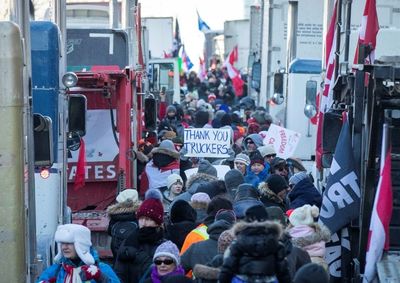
[136,189,164,225]
[116,189,139,203]
[289,204,320,226]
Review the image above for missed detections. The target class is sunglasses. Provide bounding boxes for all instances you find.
[246,140,254,144]
[277,165,288,172]
[265,154,276,158]
[154,259,174,265]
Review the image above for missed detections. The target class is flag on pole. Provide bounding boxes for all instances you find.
[224,45,244,97]
[172,18,182,58]
[353,0,379,64]
[198,57,207,82]
[315,0,337,170]
[363,146,392,282]
[74,138,86,190]
[197,10,210,32]
[319,117,361,234]
[181,46,193,71]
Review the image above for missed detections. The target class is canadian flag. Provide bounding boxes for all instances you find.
[363,147,393,282]
[74,138,86,190]
[224,45,244,97]
[354,0,379,64]
[315,0,337,169]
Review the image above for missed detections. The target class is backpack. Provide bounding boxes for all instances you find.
[110,221,138,257]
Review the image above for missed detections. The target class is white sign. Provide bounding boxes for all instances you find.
[185,165,231,180]
[263,124,301,159]
[184,128,231,158]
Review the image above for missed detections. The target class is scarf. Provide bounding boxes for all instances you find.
[150,265,185,283]
[138,226,164,244]
[63,263,83,283]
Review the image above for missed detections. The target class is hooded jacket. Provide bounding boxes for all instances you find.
[258,182,287,212]
[242,134,263,152]
[219,221,291,283]
[288,178,322,209]
[181,220,232,273]
[172,173,218,204]
[106,200,140,260]
[37,248,120,283]
[140,146,180,197]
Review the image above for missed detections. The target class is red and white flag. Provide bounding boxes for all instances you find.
[315,0,337,169]
[354,0,379,64]
[74,138,86,190]
[224,45,244,97]
[363,148,393,283]
[198,57,207,82]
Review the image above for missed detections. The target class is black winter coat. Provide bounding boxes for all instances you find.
[219,221,291,283]
[288,178,322,209]
[114,227,165,283]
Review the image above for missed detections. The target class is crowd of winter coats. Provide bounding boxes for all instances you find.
[105,70,333,283]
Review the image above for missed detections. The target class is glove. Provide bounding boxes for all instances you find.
[80,264,102,281]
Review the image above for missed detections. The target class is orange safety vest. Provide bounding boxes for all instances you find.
[180,223,209,255]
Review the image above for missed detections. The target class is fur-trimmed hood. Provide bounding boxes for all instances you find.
[151,146,180,159]
[193,264,220,280]
[232,220,283,239]
[287,223,331,248]
[106,199,141,216]
[258,182,284,203]
[186,173,218,193]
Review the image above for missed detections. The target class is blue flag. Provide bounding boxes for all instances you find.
[318,118,361,234]
[197,10,210,32]
[182,47,193,71]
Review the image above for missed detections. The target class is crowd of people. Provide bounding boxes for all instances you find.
[37,68,331,283]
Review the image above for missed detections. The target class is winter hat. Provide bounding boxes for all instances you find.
[215,209,236,225]
[217,229,235,253]
[249,150,264,166]
[224,169,245,191]
[167,174,183,189]
[54,224,94,265]
[153,240,180,265]
[245,204,269,222]
[234,153,250,166]
[289,204,320,227]
[194,110,210,127]
[170,200,197,223]
[270,157,287,172]
[159,139,178,153]
[289,171,309,186]
[234,183,259,201]
[266,174,288,195]
[196,180,227,199]
[166,105,177,114]
[265,206,287,226]
[136,189,164,225]
[293,263,329,283]
[116,189,139,203]
[191,192,211,204]
[162,131,177,140]
[206,196,233,217]
[258,145,276,158]
[220,113,232,127]
[208,93,217,101]
[197,159,218,177]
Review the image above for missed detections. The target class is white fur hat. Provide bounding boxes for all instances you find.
[116,189,139,203]
[54,224,94,265]
[289,204,320,227]
[167,174,183,189]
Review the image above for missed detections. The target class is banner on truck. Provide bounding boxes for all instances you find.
[184,128,231,158]
[263,124,301,159]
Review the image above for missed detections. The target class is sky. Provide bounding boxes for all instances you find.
[140,0,248,70]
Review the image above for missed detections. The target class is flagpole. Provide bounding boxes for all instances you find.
[380,118,389,171]
[334,0,342,84]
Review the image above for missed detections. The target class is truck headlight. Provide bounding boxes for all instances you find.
[62,72,78,88]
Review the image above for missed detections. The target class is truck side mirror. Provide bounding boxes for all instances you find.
[251,61,261,91]
[321,110,343,168]
[33,113,53,167]
[272,72,284,105]
[304,80,318,118]
[68,95,87,137]
[144,96,157,131]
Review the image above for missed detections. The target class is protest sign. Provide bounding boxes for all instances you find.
[184,128,231,158]
[262,124,301,159]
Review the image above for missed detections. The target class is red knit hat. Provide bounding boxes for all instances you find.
[136,189,164,225]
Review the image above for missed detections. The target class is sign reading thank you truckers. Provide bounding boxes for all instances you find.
[184,128,231,158]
